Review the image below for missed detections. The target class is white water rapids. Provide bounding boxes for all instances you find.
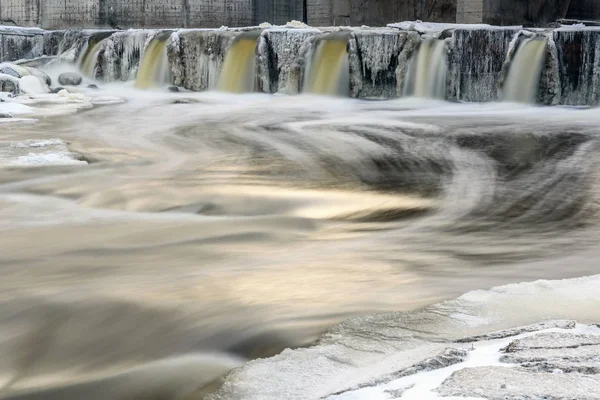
[1,82,600,399]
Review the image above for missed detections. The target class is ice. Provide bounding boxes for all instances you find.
[387,21,517,35]
[210,274,600,399]
[18,75,49,94]
[286,20,310,29]
[0,139,86,167]
[0,102,33,115]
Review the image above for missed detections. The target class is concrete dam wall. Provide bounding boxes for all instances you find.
[2,0,599,29]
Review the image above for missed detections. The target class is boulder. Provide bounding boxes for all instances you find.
[0,63,29,79]
[25,67,52,86]
[51,87,66,94]
[87,84,99,89]
[19,75,50,94]
[58,72,83,86]
[0,74,19,94]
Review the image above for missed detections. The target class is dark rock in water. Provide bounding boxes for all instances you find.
[0,112,12,118]
[0,76,19,94]
[58,72,83,86]
[51,87,65,94]
[87,84,99,89]
[171,98,200,104]
[440,28,454,39]
[168,86,180,92]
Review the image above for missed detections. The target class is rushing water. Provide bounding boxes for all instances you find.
[502,36,548,103]
[1,85,600,399]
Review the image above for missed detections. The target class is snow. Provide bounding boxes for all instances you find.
[0,139,87,167]
[0,102,33,115]
[212,274,600,399]
[285,20,310,29]
[19,75,49,94]
[387,21,521,34]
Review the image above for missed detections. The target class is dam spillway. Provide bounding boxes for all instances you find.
[2,22,600,105]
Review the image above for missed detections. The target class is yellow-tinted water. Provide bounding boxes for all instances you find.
[503,37,548,103]
[217,37,257,93]
[135,39,169,89]
[79,41,104,78]
[303,38,349,95]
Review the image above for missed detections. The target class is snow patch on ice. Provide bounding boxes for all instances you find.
[0,138,86,167]
[332,324,600,400]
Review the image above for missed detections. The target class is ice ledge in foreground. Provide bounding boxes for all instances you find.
[209,275,600,400]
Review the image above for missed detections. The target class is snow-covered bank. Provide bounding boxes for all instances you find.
[210,275,600,399]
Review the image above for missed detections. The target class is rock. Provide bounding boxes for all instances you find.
[0,112,12,118]
[51,87,66,94]
[87,84,99,89]
[436,366,600,399]
[171,98,200,104]
[0,73,19,94]
[19,75,50,94]
[168,86,179,92]
[24,67,52,86]
[0,62,29,78]
[58,72,83,86]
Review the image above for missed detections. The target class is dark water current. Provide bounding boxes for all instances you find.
[1,90,600,399]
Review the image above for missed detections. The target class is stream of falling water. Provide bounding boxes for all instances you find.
[135,36,171,89]
[303,33,350,96]
[78,40,105,78]
[502,36,548,103]
[2,55,600,399]
[216,32,259,93]
[403,38,448,99]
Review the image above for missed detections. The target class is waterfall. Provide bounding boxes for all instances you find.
[502,37,548,103]
[303,32,350,96]
[78,40,104,78]
[135,34,171,89]
[216,31,260,93]
[403,38,447,99]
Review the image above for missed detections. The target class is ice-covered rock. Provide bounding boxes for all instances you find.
[0,73,19,93]
[24,66,52,86]
[0,62,30,78]
[19,75,50,94]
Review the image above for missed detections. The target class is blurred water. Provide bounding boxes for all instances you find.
[1,88,600,398]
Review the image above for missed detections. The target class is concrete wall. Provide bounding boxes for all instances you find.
[0,0,254,29]
[308,0,456,27]
[2,0,600,29]
[456,0,483,23]
[566,0,600,21]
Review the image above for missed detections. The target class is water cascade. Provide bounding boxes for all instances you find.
[78,39,105,78]
[403,38,447,99]
[135,33,172,89]
[303,32,350,96]
[216,31,260,93]
[502,37,548,103]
